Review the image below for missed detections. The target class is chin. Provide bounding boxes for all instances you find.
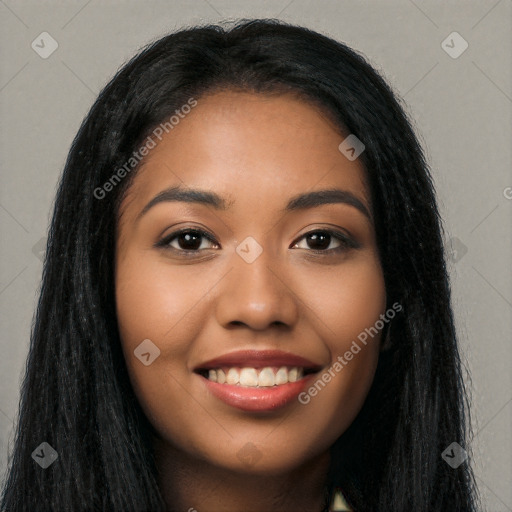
[204,440,328,477]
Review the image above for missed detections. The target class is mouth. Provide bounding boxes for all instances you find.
[194,350,322,412]
[196,366,316,387]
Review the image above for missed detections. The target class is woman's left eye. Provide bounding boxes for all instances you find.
[291,230,359,253]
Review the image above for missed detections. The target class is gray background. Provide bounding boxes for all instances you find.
[1,0,511,510]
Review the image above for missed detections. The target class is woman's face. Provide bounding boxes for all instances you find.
[115,90,386,474]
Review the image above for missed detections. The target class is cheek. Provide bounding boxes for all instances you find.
[115,250,208,355]
[115,259,237,467]
[303,255,387,350]
[114,252,206,422]
[293,256,386,428]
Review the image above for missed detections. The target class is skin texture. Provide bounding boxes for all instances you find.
[115,91,387,511]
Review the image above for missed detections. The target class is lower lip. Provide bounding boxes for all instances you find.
[200,374,315,412]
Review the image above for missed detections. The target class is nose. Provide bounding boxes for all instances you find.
[214,248,299,331]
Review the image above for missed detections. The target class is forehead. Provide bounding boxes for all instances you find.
[119,91,370,220]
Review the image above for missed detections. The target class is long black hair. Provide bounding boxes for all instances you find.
[1,19,478,511]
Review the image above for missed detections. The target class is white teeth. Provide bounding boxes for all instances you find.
[226,368,239,385]
[275,366,288,385]
[258,367,275,387]
[205,366,305,387]
[239,368,258,386]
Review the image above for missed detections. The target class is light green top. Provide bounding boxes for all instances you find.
[330,489,352,511]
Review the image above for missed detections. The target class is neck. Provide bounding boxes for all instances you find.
[153,438,330,512]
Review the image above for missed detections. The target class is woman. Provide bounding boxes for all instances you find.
[1,19,478,511]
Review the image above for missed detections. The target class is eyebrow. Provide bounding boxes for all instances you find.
[136,185,372,222]
[284,188,371,220]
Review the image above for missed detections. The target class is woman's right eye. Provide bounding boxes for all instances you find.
[156,229,220,254]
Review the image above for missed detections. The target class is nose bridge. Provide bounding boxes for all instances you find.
[214,235,298,330]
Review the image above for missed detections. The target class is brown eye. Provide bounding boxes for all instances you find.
[157,229,219,252]
[292,229,360,254]
[304,232,335,250]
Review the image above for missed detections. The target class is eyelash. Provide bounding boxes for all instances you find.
[155,227,360,257]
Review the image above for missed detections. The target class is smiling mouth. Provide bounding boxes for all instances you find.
[196,366,318,388]
[194,350,323,411]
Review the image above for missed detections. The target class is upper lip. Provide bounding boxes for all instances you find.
[194,349,323,372]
